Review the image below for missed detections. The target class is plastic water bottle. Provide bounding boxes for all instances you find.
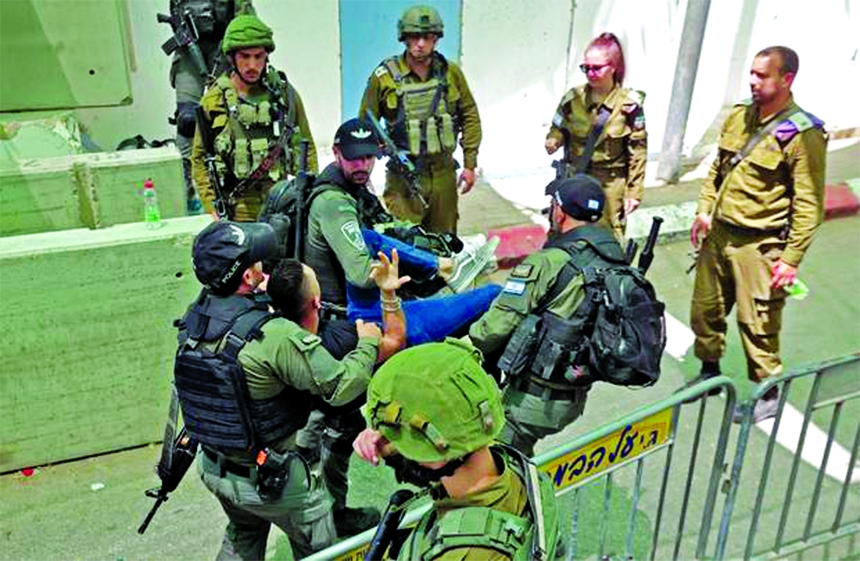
[143,179,162,229]
[784,278,809,300]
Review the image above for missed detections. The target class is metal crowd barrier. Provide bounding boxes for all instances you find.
[306,375,738,561]
[714,353,860,560]
[306,355,860,560]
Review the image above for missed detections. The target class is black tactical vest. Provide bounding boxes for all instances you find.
[174,291,313,450]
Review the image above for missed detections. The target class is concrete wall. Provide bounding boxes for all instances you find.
[74,0,859,176]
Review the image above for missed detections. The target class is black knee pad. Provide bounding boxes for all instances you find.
[176,102,199,138]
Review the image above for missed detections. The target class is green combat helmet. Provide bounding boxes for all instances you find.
[397,5,444,41]
[222,14,275,54]
[366,340,504,463]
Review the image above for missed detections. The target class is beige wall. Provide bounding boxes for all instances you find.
[75,0,859,177]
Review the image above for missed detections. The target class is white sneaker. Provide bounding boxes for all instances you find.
[446,237,500,293]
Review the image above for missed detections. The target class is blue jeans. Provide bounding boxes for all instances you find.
[350,229,501,345]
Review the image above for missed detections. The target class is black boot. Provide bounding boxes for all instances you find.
[680,360,722,403]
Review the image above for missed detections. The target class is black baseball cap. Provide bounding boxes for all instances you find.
[544,174,605,222]
[192,221,279,293]
[333,118,381,160]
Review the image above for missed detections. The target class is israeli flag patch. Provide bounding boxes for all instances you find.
[503,280,526,295]
[587,199,600,210]
[552,113,564,128]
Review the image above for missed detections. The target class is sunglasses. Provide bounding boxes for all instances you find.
[580,63,610,73]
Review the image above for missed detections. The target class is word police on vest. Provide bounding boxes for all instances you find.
[333,118,382,160]
[545,174,606,222]
[193,221,280,294]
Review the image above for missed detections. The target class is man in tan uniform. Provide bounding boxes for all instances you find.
[360,5,482,235]
[546,32,647,241]
[191,15,317,222]
[689,46,827,422]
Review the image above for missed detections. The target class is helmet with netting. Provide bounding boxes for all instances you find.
[222,15,275,54]
[397,5,444,41]
[366,340,504,463]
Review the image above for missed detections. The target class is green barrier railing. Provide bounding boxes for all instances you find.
[306,375,737,561]
[714,353,860,560]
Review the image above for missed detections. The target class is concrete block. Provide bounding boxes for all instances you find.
[0,147,186,237]
[0,216,211,472]
[824,183,860,219]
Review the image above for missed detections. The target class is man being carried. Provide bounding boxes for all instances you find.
[302,118,500,343]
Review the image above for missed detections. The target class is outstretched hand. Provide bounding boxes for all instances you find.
[353,428,390,466]
[369,248,411,293]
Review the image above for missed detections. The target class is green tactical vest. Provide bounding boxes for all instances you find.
[399,447,559,560]
[381,55,457,158]
[213,69,297,183]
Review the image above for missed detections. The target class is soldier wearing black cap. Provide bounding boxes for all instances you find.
[175,220,382,559]
[470,174,625,456]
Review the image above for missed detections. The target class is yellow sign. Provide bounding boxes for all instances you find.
[335,545,370,561]
[539,408,673,492]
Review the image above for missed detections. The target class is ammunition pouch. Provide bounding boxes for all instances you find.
[498,312,595,387]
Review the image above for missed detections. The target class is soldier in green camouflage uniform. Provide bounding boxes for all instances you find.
[354,339,559,560]
[470,175,620,457]
[360,5,482,235]
[167,0,255,214]
[546,33,646,241]
[688,46,826,422]
[191,14,318,222]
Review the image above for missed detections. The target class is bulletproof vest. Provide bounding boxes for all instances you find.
[173,291,313,450]
[498,225,625,387]
[213,70,297,183]
[303,165,389,306]
[382,54,457,157]
[400,447,558,561]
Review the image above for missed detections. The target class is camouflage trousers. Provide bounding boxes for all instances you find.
[383,156,458,235]
[198,447,335,560]
[690,220,788,382]
[500,384,590,458]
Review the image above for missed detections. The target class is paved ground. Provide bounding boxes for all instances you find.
[1,140,858,560]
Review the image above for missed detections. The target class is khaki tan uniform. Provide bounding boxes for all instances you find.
[691,98,827,382]
[360,52,482,234]
[547,84,647,240]
[191,70,318,222]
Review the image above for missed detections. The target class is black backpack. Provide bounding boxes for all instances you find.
[499,235,666,388]
[258,176,327,264]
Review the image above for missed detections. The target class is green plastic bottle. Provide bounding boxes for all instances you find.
[143,179,162,229]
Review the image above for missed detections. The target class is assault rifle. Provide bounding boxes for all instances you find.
[292,139,312,260]
[138,427,198,534]
[364,489,415,561]
[364,110,428,209]
[195,105,230,218]
[637,216,664,274]
[157,0,208,79]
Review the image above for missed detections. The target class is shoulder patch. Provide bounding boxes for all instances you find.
[774,111,823,144]
[373,65,388,79]
[502,280,527,295]
[736,97,754,107]
[340,220,366,251]
[510,264,533,278]
[625,89,645,106]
